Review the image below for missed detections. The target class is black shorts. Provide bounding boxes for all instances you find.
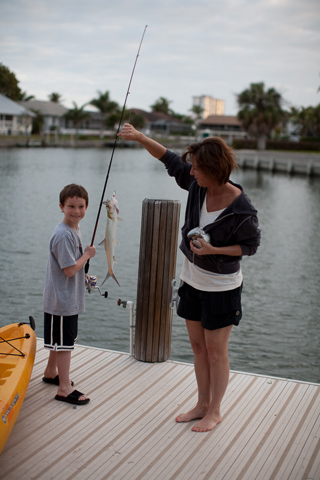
[177,281,243,330]
[44,313,78,351]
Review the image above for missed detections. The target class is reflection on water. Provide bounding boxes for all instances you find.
[0,147,319,383]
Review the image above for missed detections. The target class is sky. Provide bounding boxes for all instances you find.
[1,0,319,116]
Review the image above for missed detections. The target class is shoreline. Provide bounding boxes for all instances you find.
[1,137,320,176]
[1,135,320,152]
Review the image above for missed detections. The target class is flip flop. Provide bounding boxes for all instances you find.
[55,389,90,405]
[42,375,74,387]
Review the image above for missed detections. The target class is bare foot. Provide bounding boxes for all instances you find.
[175,406,208,423]
[191,413,222,432]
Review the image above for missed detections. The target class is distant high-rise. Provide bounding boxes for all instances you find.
[192,95,225,118]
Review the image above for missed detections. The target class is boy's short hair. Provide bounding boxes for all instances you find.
[59,184,89,207]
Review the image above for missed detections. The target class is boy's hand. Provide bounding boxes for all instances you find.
[85,245,96,259]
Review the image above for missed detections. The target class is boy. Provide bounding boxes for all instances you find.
[42,184,96,405]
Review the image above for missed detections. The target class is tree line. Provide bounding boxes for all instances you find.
[1,63,319,150]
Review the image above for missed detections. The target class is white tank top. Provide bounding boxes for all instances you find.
[180,195,243,292]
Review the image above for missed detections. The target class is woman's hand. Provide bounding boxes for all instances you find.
[190,238,243,257]
[190,238,213,256]
[118,123,167,159]
[118,123,140,141]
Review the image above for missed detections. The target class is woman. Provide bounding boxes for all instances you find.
[119,124,261,432]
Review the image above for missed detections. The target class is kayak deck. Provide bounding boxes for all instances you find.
[1,339,319,479]
[0,323,36,453]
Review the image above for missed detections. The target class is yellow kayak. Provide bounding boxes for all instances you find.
[0,318,36,454]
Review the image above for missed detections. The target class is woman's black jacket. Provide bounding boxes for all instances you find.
[159,149,261,274]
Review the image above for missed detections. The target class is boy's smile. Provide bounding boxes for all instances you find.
[60,196,88,229]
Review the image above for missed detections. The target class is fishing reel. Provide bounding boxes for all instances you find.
[187,227,211,248]
[85,275,108,298]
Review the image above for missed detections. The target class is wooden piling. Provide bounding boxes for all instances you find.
[135,199,181,362]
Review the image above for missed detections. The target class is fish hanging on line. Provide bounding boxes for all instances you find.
[99,192,122,287]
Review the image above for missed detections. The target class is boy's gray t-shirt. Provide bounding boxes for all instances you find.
[43,222,85,316]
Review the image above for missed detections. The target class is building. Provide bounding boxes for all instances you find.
[20,99,108,137]
[129,109,193,136]
[198,115,247,144]
[0,93,35,135]
[192,95,225,119]
[20,99,69,133]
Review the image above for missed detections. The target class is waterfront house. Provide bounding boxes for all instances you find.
[129,109,193,136]
[198,114,247,144]
[20,99,69,134]
[21,99,112,137]
[0,93,35,136]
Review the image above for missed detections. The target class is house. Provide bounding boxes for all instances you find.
[129,109,193,135]
[20,99,69,133]
[198,115,247,144]
[21,99,110,136]
[0,93,35,135]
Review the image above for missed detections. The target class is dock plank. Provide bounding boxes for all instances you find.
[1,340,319,480]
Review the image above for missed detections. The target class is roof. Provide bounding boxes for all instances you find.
[130,108,187,125]
[200,115,241,126]
[0,93,35,116]
[20,99,68,117]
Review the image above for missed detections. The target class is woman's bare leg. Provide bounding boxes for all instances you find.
[192,325,232,432]
[176,320,212,422]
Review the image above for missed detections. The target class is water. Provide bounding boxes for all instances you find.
[0,147,319,384]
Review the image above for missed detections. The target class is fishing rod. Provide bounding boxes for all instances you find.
[85,25,148,275]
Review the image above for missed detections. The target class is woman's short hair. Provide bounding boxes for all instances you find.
[182,137,238,185]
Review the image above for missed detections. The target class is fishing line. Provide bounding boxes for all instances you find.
[85,25,148,274]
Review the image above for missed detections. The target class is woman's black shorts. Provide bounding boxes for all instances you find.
[177,281,243,330]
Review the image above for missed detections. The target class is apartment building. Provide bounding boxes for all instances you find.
[192,95,225,119]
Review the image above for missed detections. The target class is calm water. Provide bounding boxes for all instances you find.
[0,147,319,383]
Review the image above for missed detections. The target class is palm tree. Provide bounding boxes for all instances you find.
[19,91,35,101]
[190,104,204,119]
[48,92,62,103]
[150,97,173,115]
[237,82,285,150]
[89,90,119,138]
[125,110,145,129]
[189,104,204,138]
[64,102,90,140]
[30,109,44,135]
[290,105,320,138]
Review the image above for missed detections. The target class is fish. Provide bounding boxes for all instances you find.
[99,192,121,287]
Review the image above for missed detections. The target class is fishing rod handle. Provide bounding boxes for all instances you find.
[85,259,90,274]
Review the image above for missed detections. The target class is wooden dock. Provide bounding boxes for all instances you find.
[1,340,319,480]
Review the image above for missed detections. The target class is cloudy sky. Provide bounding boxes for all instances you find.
[1,0,319,115]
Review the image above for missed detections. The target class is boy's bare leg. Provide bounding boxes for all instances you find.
[43,350,58,378]
[56,351,88,401]
[43,350,73,386]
